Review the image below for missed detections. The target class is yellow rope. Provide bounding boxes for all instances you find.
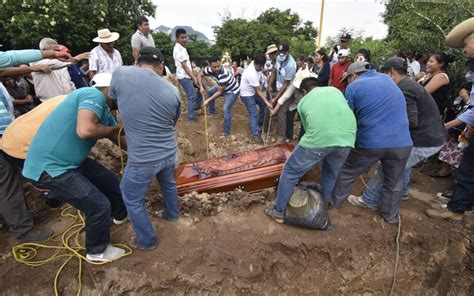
[12,206,132,295]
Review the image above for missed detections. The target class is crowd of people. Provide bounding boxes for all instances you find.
[0,15,473,263]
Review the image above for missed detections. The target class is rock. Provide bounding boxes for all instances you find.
[230,135,237,141]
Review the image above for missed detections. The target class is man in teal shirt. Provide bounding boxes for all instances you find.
[23,74,128,262]
[266,77,356,223]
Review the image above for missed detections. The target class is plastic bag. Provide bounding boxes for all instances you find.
[283,181,332,230]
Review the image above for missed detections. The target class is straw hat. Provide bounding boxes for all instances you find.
[92,29,120,43]
[265,44,278,55]
[445,17,474,48]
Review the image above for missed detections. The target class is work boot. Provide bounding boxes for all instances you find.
[425,208,463,223]
[17,228,53,243]
[347,195,377,211]
[86,244,126,262]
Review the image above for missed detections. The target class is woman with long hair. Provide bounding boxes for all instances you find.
[418,52,451,115]
[311,49,330,86]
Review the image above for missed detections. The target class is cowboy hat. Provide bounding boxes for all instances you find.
[92,28,120,43]
[445,17,474,48]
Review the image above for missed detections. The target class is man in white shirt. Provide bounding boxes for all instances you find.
[329,33,352,67]
[89,29,123,80]
[405,51,421,78]
[240,53,273,142]
[31,38,76,102]
[173,28,199,122]
[131,16,155,64]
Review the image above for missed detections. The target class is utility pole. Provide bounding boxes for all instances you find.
[316,0,325,50]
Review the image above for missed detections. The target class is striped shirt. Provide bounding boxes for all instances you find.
[203,66,240,94]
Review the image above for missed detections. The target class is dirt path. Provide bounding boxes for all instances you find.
[1,85,472,295]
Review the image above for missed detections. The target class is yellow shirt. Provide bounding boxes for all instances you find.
[1,95,67,159]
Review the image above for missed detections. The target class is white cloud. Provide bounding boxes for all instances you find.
[150,0,388,45]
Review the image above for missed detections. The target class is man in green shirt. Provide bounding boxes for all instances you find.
[266,77,356,223]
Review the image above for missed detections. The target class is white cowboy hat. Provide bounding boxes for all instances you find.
[446,17,474,48]
[92,28,120,43]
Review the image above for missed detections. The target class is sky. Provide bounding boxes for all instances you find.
[149,0,388,44]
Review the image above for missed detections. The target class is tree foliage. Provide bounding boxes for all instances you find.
[214,8,318,61]
[383,0,473,54]
[0,0,156,64]
[383,0,474,95]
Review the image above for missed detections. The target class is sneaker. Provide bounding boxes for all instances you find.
[402,194,410,201]
[17,228,53,243]
[86,244,126,262]
[425,208,463,223]
[128,237,157,251]
[264,206,284,223]
[435,192,452,202]
[347,195,377,211]
[112,216,128,225]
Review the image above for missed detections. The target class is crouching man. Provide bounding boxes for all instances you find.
[22,74,128,262]
[265,78,357,223]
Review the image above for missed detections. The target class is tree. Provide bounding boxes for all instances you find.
[214,8,317,61]
[0,0,156,65]
[383,0,474,95]
[153,31,174,69]
[383,0,473,54]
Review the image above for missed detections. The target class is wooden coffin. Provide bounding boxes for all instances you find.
[175,144,294,195]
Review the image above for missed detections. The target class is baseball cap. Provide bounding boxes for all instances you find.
[338,49,350,58]
[90,73,112,88]
[58,44,70,53]
[340,33,352,41]
[138,47,164,64]
[380,57,408,73]
[265,44,278,55]
[279,41,290,53]
[341,61,370,82]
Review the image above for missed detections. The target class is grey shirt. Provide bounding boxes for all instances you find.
[398,77,446,147]
[131,30,155,50]
[109,66,181,165]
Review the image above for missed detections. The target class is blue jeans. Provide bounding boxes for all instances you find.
[240,94,260,138]
[34,158,127,254]
[255,95,266,127]
[208,86,238,135]
[363,146,442,207]
[120,154,179,248]
[196,88,215,114]
[274,145,351,213]
[179,78,198,121]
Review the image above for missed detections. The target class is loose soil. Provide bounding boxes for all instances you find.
[1,81,472,295]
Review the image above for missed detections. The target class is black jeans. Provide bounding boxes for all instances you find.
[0,154,33,239]
[330,146,412,223]
[34,158,127,254]
[448,139,474,213]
